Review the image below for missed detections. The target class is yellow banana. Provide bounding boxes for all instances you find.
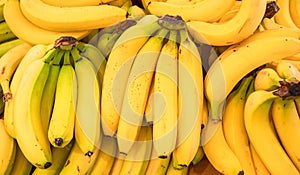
[0,39,24,57]
[165,157,188,175]
[244,90,299,175]
[145,152,171,175]
[254,67,283,91]
[109,153,125,175]
[289,0,300,28]
[271,98,300,171]
[41,0,105,7]
[146,0,235,22]
[172,32,203,169]
[3,44,50,138]
[88,136,118,175]
[0,119,16,175]
[116,28,168,155]
[3,0,91,45]
[59,141,100,175]
[20,0,126,31]
[48,50,77,148]
[119,126,152,175]
[276,60,300,80]
[274,0,299,29]
[10,144,33,175]
[187,0,267,46]
[222,75,256,175]
[152,30,178,159]
[101,15,161,136]
[33,141,74,175]
[218,0,242,23]
[13,49,58,169]
[74,55,101,157]
[249,143,271,175]
[261,17,288,30]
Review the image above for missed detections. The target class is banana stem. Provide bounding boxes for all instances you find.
[273,80,300,99]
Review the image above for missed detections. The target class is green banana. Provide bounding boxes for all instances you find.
[0,39,23,57]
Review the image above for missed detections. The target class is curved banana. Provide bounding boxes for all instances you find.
[109,153,125,175]
[41,0,105,7]
[218,1,242,23]
[271,98,300,171]
[172,33,203,169]
[152,30,178,159]
[0,39,24,58]
[249,143,271,175]
[274,0,299,29]
[32,141,74,175]
[59,141,100,175]
[276,60,300,80]
[0,119,16,175]
[146,0,235,22]
[289,0,300,28]
[20,0,127,31]
[244,90,299,175]
[10,144,33,175]
[261,17,288,30]
[187,0,267,46]
[13,49,57,169]
[203,36,300,145]
[74,56,101,157]
[48,51,77,148]
[222,75,256,175]
[116,28,168,155]
[101,15,161,136]
[254,67,283,91]
[3,44,49,138]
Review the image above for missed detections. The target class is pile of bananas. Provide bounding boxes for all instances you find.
[1,0,300,174]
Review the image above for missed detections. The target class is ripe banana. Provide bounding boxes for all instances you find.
[119,126,152,175]
[249,143,271,175]
[0,39,24,57]
[274,0,299,29]
[187,0,267,46]
[88,135,118,175]
[13,49,58,169]
[244,90,299,175]
[222,75,256,175]
[10,144,33,175]
[0,119,16,175]
[145,152,171,175]
[202,36,300,145]
[152,30,178,159]
[3,44,50,138]
[109,153,125,175]
[254,67,283,91]
[41,0,105,7]
[74,56,101,156]
[32,141,74,175]
[271,98,300,171]
[218,0,241,23]
[289,0,300,28]
[59,141,100,175]
[3,0,91,45]
[116,28,168,155]
[146,0,235,22]
[0,21,17,43]
[276,60,300,80]
[20,0,127,31]
[172,33,203,169]
[101,15,161,136]
[261,17,288,30]
[48,51,77,148]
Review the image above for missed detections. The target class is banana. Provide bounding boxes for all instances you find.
[172,33,203,169]
[152,30,178,159]
[249,143,271,175]
[88,136,118,175]
[244,90,299,175]
[222,75,256,175]
[0,21,17,43]
[116,28,168,155]
[97,32,123,58]
[271,98,300,171]
[0,39,24,57]
[218,0,242,23]
[3,0,91,45]
[119,126,152,175]
[187,0,267,46]
[0,119,16,175]
[74,55,101,157]
[33,141,74,175]
[145,153,171,175]
[48,51,77,148]
[0,42,32,97]
[127,5,146,18]
[146,0,235,22]
[41,0,105,7]
[165,158,188,175]
[109,153,125,175]
[13,49,58,169]
[261,17,288,30]
[274,0,299,29]
[101,15,162,136]
[289,0,300,28]
[276,60,300,80]
[10,144,33,175]
[20,0,126,31]
[254,67,283,91]
[3,44,50,138]
[59,141,100,175]
[202,36,300,145]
